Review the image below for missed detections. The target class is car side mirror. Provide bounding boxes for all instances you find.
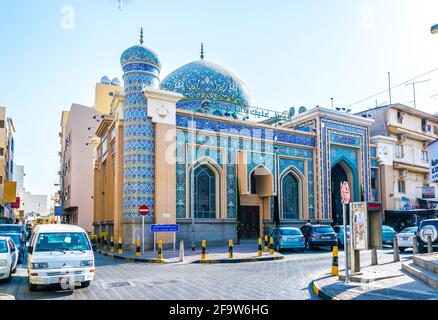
[27,246,33,254]
[10,246,16,252]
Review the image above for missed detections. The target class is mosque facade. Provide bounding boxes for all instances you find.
[92,34,381,249]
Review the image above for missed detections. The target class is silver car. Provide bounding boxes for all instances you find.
[395,227,417,252]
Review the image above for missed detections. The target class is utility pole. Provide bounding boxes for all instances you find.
[405,79,430,109]
[331,97,334,110]
[388,72,392,105]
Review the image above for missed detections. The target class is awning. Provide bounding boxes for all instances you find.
[385,209,438,215]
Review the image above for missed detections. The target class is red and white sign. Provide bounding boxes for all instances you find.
[341,182,350,204]
[139,205,149,216]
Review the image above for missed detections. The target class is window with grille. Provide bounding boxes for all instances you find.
[0,148,3,156]
[398,180,406,193]
[395,144,404,158]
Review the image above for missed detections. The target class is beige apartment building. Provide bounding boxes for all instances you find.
[357,104,438,229]
[59,78,122,232]
[0,107,16,223]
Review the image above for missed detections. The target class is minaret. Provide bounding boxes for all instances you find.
[120,29,161,244]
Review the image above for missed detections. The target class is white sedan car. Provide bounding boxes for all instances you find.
[0,236,19,282]
[395,227,418,252]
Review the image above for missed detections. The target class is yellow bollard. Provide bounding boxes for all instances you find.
[136,239,141,258]
[269,237,274,255]
[201,240,206,261]
[331,245,339,276]
[110,236,114,253]
[258,238,263,256]
[228,239,234,259]
[157,240,163,260]
[103,235,107,251]
[117,237,123,255]
[264,235,268,252]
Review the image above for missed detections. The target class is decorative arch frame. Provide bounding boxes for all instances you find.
[187,156,223,219]
[279,165,307,220]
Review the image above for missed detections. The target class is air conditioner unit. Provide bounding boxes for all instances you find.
[397,135,406,143]
[399,169,408,178]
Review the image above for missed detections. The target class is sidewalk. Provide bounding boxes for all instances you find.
[312,257,438,300]
[96,242,284,264]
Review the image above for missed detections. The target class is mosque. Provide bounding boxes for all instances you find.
[92,31,381,249]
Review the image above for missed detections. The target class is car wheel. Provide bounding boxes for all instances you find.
[12,264,17,274]
[399,247,406,253]
[81,281,91,288]
[28,279,38,292]
[276,244,281,253]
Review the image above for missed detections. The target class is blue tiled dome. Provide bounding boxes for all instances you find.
[160,60,250,107]
[120,45,161,70]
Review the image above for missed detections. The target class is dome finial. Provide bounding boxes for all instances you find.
[139,27,144,45]
[200,42,204,60]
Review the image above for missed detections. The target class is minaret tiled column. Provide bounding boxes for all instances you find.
[120,30,161,248]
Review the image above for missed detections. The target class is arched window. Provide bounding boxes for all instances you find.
[194,165,216,219]
[282,173,299,219]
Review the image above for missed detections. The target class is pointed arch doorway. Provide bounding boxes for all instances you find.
[331,161,354,225]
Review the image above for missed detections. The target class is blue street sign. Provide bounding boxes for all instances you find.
[54,206,63,216]
[150,224,179,233]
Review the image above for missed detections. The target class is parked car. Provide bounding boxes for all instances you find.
[0,233,25,263]
[0,224,27,241]
[382,225,397,247]
[332,225,350,248]
[300,225,337,250]
[270,227,305,252]
[416,219,438,253]
[395,227,417,252]
[27,224,95,291]
[0,236,18,282]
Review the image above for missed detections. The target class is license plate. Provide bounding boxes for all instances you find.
[322,236,330,240]
[403,237,409,240]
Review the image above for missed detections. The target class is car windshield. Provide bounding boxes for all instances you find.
[281,229,301,235]
[0,225,22,233]
[0,240,7,253]
[400,227,417,233]
[314,227,334,233]
[0,234,21,245]
[383,226,395,231]
[35,232,90,252]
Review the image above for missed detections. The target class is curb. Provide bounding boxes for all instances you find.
[96,250,168,264]
[96,250,284,264]
[0,293,15,300]
[311,277,341,300]
[196,255,284,264]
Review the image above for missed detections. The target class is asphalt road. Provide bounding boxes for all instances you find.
[0,246,410,300]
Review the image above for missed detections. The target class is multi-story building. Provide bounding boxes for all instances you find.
[58,79,122,232]
[22,191,48,217]
[0,107,16,223]
[13,164,25,219]
[357,103,438,229]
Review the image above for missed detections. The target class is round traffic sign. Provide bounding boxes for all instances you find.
[341,181,350,204]
[139,205,149,216]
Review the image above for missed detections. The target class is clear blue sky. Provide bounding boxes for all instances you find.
[1,0,438,199]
